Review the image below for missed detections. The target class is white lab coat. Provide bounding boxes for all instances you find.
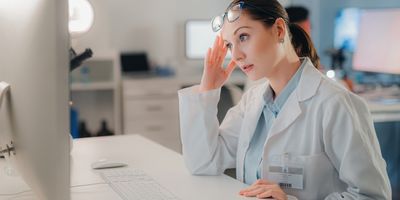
[178,58,391,200]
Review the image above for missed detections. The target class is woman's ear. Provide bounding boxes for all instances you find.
[274,18,286,42]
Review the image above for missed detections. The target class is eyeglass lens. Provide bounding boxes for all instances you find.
[211,3,242,32]
[212,16,224,32]
[227,4,241,22]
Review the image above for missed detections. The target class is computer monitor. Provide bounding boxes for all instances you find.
[0,1,70,200]
[352,8,400,75]
[185,20,232,60]
[334,8,361,52]
[120,52,151,73]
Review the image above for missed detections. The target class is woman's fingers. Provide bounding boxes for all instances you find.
[240,184,276,194]
[256,190,273,199]
[241,186,286,200]
[242,187,266,197]
[210,36,220,62]
[209,35,229,69]
[240,184,264,194]
[200,35,232,91]
[239,179,287,200]
[257,190,287,200]
[205,48,212,67]
[217,35,228,65]
[239,185,261,195]
[217,45,228,66]
[225,59,237,75]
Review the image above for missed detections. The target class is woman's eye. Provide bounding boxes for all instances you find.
[239,34,249,42]
[226,43,232,49]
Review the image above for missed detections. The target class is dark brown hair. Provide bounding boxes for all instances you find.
[286,6,309,23]
[229,0,320,68]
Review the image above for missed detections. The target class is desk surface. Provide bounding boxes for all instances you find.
[0,134,250,200]
[366,101,400,123]
[358,89,400,123]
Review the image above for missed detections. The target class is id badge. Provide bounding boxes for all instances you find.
[266,153,304,190]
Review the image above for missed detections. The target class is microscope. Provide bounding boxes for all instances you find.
[69,48,93,71]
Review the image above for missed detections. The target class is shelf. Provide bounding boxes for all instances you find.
[71,81,115,91]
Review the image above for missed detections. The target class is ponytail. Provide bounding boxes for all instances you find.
[289,23,320,69]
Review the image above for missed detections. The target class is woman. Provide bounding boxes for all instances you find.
[178,0,391,199]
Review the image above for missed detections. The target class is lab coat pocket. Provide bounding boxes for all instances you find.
[263,152,340,200]
[287,153,339,200]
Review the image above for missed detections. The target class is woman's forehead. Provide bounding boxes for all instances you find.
[221,14,256,39]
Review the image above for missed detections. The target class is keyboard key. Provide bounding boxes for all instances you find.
[100,168,180,200]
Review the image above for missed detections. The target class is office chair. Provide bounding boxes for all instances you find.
[217,84,244,179]
[217,84,243,123]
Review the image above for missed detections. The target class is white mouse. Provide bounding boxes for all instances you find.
[91,159,127,169]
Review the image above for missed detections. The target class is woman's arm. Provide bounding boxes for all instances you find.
[322,93,391,200]
[178,85,246,175]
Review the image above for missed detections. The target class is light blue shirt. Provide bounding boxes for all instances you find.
[243,60,306,184]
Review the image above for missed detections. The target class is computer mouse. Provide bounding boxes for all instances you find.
[91,159,127,169]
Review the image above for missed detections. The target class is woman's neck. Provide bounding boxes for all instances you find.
[268,55,301,98]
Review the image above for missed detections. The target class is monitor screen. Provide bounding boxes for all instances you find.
[334,8,361,52]
[120,53,150,72]
[0,0,70,199]
[185,20,231,60]
[352,8,400,74]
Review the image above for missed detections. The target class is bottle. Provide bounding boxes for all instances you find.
[78,121,92,138]
[70,106,79,139]
[80,66,90,83]
[96,120,114,137]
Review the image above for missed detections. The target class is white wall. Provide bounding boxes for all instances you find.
[72,0,230,70]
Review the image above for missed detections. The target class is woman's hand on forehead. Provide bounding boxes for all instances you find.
[199,35,237,92]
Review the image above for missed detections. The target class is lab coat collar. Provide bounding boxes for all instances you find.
[267,57,321,138]
[295,57,322,102]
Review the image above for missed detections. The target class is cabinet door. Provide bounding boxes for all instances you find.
[124,97,178,120]
[123,114,181,153]
[122,78,181,152]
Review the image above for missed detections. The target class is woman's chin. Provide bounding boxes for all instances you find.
[246,73,264,81]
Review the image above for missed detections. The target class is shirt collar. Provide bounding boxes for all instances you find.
[263,58,307,115]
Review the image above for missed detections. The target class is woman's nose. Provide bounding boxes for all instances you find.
[231,46,245,62]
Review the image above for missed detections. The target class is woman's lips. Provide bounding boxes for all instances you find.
[242,64,254,73]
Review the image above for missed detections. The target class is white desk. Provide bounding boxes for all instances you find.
[354,86,400,123]
[367,102,400,123]
[0,134,249,200]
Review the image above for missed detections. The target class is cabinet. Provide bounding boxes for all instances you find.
[122,78,181,153]
[70,53,122,136]
[121,71,248,153]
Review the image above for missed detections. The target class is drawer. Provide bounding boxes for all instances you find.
[123,79,179,97]
[124,98,178,119]
[123,118,180,137]
[123,119,182,153]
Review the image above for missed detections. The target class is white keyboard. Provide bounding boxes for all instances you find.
[100,168,180,200]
